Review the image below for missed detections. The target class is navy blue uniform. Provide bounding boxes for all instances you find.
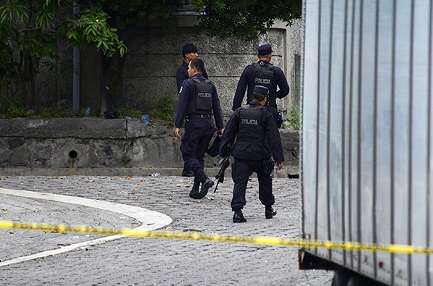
[176,61,209,93]
[176,74,224,179]
[220,101,284,211]
[176,61,209,176]
[232,60,289,122]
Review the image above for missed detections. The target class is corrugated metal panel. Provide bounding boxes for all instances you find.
[302,0,433,285]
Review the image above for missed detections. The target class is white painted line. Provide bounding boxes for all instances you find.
[0,188,173,267]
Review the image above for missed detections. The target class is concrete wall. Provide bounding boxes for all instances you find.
[0,119,299,177]
[0,18,302,177]
[119,19,302,119]
[0,14,302,121]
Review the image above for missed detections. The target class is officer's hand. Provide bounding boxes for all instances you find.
[217,128,223,137]
[276,162,284,170]
[175,128,182,140]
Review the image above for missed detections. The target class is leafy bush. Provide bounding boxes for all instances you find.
[7,104,26,118]
[118,107,142,119]
[288,104,300,130]
[37,105,64,118]
[150,93,176,121]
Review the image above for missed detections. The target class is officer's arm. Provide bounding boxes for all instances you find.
[275,68,290,99]
[212,86,225,130]
[175,81,191,128]
[232,67,250,111]
[176,67,186,93]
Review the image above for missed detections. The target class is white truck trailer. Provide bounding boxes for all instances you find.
[299,0,433,285]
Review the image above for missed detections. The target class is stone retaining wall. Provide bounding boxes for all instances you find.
[0,119,299,177]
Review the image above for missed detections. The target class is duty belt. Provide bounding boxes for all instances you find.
[186,114,211,120]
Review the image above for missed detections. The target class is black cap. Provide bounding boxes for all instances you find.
[258,44,273,56]
[182,43,198,56]
[254,85,269,95]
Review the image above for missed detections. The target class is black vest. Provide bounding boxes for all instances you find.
[187,78,213,115]
[237,104,266,142]
[250,62,276,108]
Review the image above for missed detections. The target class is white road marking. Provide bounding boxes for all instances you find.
[0,187,173,267]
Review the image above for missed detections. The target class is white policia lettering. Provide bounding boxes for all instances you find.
[255,78,271,85]
[198,92,212,98]
[241,119,258,125]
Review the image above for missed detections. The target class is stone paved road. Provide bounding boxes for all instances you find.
[0,176,333,286]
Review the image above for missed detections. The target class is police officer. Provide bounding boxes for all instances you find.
[232,44,290,127]
[220,85,284,223]
[175,58,224,199]
[176,43,209,93]
[176,43,209,177]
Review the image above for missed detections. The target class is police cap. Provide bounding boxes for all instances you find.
[182,43,198,56]
[258,44,273,56]
[254,85,269,95]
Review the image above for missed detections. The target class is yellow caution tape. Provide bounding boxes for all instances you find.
[0,220,431,255]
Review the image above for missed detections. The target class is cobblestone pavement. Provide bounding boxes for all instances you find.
[0,175,334,286]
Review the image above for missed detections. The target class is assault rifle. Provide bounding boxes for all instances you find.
[214,156,230,193]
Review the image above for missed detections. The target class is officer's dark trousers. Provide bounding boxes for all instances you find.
[231,157,275,210]
[180,121,214,181]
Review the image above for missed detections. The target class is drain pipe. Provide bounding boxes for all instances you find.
[72,2,80,113]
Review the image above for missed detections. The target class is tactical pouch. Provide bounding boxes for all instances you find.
[262,159,275,174]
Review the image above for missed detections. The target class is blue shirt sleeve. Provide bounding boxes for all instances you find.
[212,85,224,130]
[232,66,251,111]
[176,62,188,93]
[274,67,290,99]
[175,79,192,128]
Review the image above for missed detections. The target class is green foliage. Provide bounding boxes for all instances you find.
[117,92,176,122]
[118,107,142,119]
[3,103,90,118]
[37,105,65,118]
[98,0,302,41]
[121,154,132,167]
[0,0,59,91]
[288,104,300,130]
[0,0,129,103]
[61,7,128,57]
[7,103,26,118]
[37,107,55,118]
[190,0,302,40]
[101,0,179,31]
[150,93,176,121]
[78,107,89,117]
[1,95,25,117]
[82,0,303,42]
[0,0,302,114]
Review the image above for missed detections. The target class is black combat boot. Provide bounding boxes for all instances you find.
[233,209,247,223]
[194,171,214,199]
[189,178,200,198]
[265,205,277,219]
